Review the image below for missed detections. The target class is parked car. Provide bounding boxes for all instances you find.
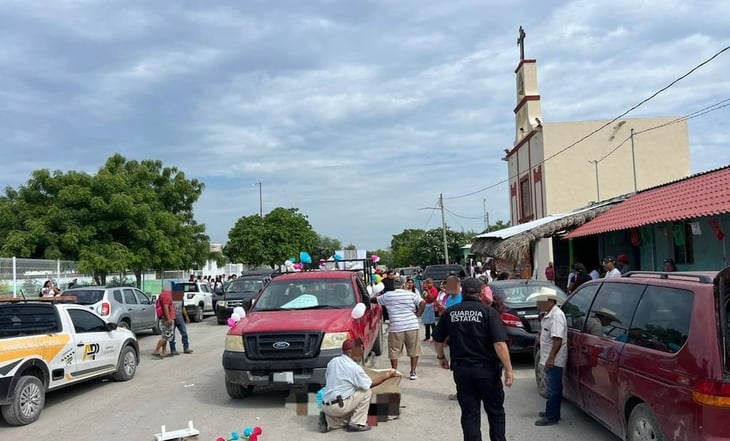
[422,264,467,288]
[174,281,214,322]
[534,268,730,440]
[222,266,383,398]
[215,271,274,324]
[64,286,159,334]
[489,280,568,354]
[0,297,139,425]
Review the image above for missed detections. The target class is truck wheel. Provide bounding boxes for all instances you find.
[217,317,227,325]
[372,327,383,356]
[628,403,664,441]
[118,319,130,330]
[112,346,138,382]
[194,306,203,322]
[534,353,548,398]
[225,380,253,399]
[1,375,45,425]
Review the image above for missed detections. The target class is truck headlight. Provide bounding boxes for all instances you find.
[320,332,351,350]
[225,335,245,352]
[217,300,226,307]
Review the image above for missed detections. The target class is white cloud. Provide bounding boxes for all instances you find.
[2,0,729,250]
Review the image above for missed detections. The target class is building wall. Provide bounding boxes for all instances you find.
[594,214,729,272]
[541,118,690,215]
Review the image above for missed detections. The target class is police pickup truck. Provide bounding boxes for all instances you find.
[0,297,139,425]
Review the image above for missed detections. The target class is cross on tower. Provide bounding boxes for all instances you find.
[517,26,526,60]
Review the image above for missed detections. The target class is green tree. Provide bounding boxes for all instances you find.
[390,229,426,267]
[223,215,268,266]
[0,154,209,286]
[311,234,343,261]
[224,207,318,267]
[485,220,511,233]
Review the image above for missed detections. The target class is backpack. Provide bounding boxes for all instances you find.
[155,297,163,318]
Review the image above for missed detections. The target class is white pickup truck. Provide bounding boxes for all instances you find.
[173,281,214,322]
[0,297,139,425]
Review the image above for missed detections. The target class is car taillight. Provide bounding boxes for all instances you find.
[693,380,730,408]
[99,302,111,316]
[187,294,195,299]
[500,312,524,328]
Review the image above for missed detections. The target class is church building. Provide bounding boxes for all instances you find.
[504,27,691,276]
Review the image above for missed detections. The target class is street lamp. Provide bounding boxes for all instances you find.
[254,182,263,217]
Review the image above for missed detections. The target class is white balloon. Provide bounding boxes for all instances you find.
[373,283,385,294]
[366,285,373,296]
[351,303,366,319]
[233,307,245,317]
[231,312,241,322]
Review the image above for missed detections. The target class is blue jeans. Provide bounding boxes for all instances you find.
[169,316,189,352]
[544,366,563,421]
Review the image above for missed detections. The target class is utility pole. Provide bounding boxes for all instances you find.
[588,160,600,201]
[630,128,638,193]
[483,198,490,232]
[439,193,449,264]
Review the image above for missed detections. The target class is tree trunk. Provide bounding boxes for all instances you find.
[134,270,142,289]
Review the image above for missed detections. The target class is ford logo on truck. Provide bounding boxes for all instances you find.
[272,341,290,350]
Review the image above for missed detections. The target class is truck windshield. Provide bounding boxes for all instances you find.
[226,279,263,293]
[252,280,356,311]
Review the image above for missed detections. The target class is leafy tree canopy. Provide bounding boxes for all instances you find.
[224,207,318,267]
[0,154,209,285]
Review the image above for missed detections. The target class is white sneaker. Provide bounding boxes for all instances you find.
[409,372,417,380]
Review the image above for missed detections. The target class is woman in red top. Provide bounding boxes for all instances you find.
[420,278,438,341]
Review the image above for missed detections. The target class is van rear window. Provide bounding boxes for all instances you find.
[0,305,61,338]
[71,290,106,305]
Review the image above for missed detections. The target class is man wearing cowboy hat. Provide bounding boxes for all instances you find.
[585,308,622,336]
[535,292,567,426]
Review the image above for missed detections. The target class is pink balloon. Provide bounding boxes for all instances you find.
[371,255,380,263]
[227,318,236,327]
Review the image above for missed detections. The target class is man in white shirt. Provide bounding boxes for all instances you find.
[535,293,567,426]
[319,339,399,433]
[375,288,425,380]
[603,256,622,279]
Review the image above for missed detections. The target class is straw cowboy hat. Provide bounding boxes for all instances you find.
[593,307,621,323]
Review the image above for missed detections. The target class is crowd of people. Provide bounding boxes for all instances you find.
[319,256,684,438]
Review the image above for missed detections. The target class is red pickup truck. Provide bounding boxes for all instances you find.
[222,269,383,397]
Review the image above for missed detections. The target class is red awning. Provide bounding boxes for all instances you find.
[565,166,730,238]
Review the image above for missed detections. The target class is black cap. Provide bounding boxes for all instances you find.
[461,277,483,295]
[603,256,615,264]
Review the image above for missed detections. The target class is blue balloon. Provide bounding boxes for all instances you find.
[289,256,297,263]
[231,432,240,440]
[334,253,344,261]
[243,427,253,436]
[300,251,312,264]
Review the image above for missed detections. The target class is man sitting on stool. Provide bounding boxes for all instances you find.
[319,338,400,433]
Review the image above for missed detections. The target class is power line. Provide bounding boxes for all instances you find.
[444,207,484,220]
[443,45,730,201]
[420,198,439,229]
[597,97,730,163]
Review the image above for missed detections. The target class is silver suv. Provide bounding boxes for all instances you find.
[65,286,159,334]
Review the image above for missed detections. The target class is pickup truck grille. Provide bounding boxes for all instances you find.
[226,299,246,308]
[245,332,323,360]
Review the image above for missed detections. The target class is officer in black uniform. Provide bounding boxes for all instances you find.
[433,277,514,441]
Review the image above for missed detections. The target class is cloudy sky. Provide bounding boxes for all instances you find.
[2,0,729,250]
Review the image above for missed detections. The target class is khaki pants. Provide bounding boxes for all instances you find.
[323,389,372,429]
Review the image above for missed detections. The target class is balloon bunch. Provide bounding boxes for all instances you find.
[215,426,263,441]
[226,306,246,328]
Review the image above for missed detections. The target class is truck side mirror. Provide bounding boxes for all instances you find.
[351,303,366,319]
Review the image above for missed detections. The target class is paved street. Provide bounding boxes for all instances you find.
[1,317,618,441]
